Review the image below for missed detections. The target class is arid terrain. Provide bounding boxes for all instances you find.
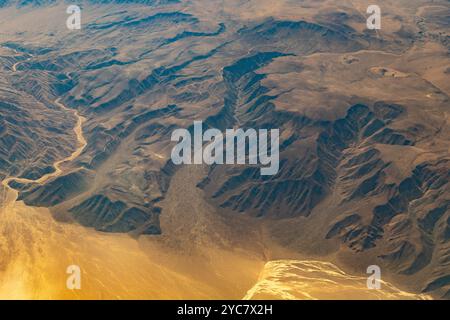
[0,0,448,299]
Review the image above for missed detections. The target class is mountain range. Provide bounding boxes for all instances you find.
[0,0,448,299]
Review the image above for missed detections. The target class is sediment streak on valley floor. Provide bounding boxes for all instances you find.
[0,99,431,300]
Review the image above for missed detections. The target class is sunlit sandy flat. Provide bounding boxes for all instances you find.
[244,260,430,300]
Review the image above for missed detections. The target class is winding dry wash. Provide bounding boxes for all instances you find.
[2,99,86,193]
[10,51,33,72]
